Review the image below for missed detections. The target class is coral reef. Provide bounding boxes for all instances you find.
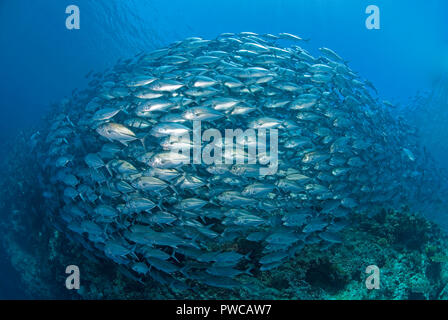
[2,199,448,299]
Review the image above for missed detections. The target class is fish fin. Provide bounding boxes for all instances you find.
[66,116,75,127]
[243,251,252,261]
[244,265,254,276]
[105,163,113,176]
[179,266,189,278]
[199,215,207,224]
[169,184,179,195]
[208,200,219,207]
[139,134,149,151]
[171,250,180,263]
[119,140,129,147]
[256,106,265,116]
[156,199,165,211]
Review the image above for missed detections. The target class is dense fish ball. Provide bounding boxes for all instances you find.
[35,32,432,290]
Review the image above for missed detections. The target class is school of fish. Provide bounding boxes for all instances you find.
[30,32,445,290]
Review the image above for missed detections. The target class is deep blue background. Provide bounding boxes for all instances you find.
[1,0,447,150]
[0,0,446,299]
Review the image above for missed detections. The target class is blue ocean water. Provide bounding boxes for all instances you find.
[1,0,446,149]
[0,0,447,299]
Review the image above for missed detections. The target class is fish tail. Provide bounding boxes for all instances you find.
[244,265,254,276]
[171,250,180,263]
